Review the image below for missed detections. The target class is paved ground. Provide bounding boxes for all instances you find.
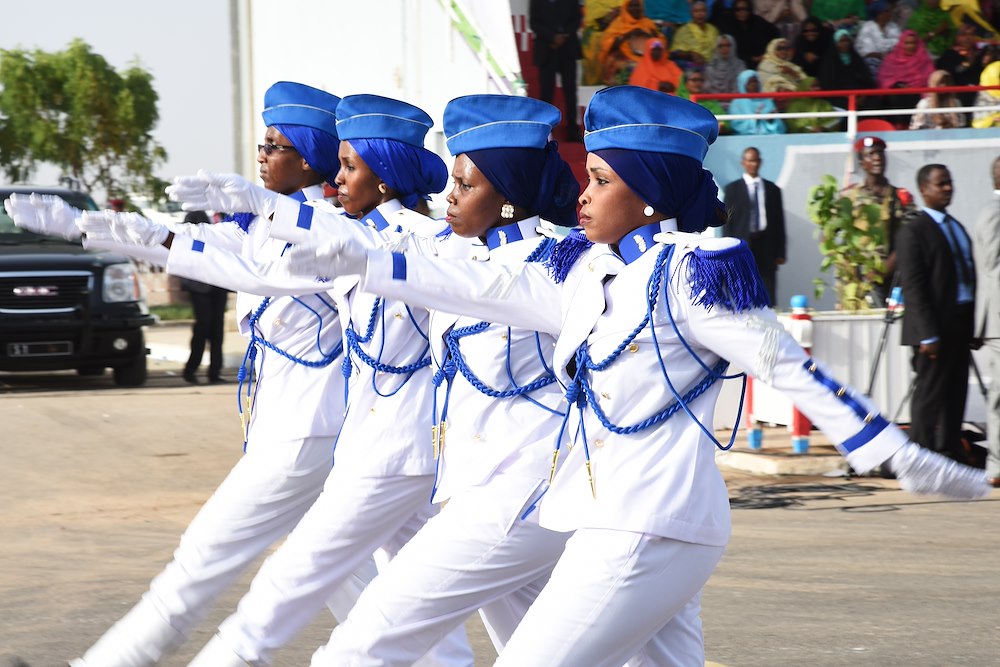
[1,322,997,666]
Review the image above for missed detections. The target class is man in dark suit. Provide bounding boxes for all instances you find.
[722,146,786,306]
[529,0,583,142]
[897,164,978,461]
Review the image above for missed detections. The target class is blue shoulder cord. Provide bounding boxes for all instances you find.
[342,295,432,407]
[548,243,748,500]
[430,237,560,499]
[236,242,343,451]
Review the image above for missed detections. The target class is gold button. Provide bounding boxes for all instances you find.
[272,318,282,327]
[370,407,376,413]
[594,439,605,449]
[501,333,508,340]
[627,343,639,353]
[473,434,482,441]
[601,392,610,400]
[394,312,403,319]
[588,263,595,271]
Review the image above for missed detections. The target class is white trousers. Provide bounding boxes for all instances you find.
[493,528,725,667]
[216,470,473,666]
[311,475,572,667]
[983,339,1000,478]
[76,435,375,667]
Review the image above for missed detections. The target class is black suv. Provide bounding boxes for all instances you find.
[0,186,155,386]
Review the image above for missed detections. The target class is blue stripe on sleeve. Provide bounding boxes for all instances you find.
[296,205,313,230]
[191,240,205,253]
[391,252,407,280]
[840,415,890,453]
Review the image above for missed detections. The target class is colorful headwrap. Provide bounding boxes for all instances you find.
[336,94,449,209]
[442,93,579,227]
[584,85,725,233]
[261,81,341,185]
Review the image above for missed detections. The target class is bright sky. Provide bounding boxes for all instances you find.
[0,0,233,199]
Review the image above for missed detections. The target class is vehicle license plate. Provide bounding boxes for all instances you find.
[7,341,73,357]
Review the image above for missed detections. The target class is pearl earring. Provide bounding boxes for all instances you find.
[643,205,654,217]
[500,202,515,219]
[378,183,388,195]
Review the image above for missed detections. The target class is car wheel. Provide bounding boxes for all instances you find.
[77,366,107,376]
[113,354,148,386]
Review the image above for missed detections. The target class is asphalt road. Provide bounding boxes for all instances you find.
[1,360,997,667]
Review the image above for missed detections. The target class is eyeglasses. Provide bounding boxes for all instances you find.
[257,143,298,156]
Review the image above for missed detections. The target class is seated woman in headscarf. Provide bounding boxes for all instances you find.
[670,1,719,66]
[629,36,687,94]
[910,69,967,128]
[972,61,1000,129]
[729,69,787,134]
[757,37,808,92]
[818,28,877,107]
[715,0,779,67]
[753,0,808,42]
[855,0,904,78]
[906,0,956,58]
[792,16,834,78]
[877,29,936,124]
[681,66,730,134]
[582,0,624,85]
[599,0,661,84]
[704,34,746,93]
[785,76,843,132]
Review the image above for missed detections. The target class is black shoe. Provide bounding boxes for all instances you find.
[183,372,200,385]
[208,376,232,384]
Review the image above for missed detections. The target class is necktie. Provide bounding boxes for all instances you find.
[941,215,972,287]
[749,181,760,233]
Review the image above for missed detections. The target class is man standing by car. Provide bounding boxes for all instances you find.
[177,209,230,384]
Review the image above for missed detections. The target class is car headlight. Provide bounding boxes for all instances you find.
[103,262,143,303]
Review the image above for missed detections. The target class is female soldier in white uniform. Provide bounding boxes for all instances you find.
[161,94,473,667]
[167,95,614,665]
[287,86,991,666]
[7,82,379,667]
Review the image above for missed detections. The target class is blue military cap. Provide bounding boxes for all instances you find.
[261,81,340,138]
[443,94,560,155]
[583,85,719,162]
[335,94,434,147]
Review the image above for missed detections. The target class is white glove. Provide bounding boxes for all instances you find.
[4,193,83,241]
[115,212,170,247]
[76,211,127,245]
[285,236,369,280]
[166,169,277,216]
[890,441,991,500]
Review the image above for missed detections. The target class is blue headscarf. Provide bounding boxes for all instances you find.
[274,123,341,185]
[465,142,579,228]
[594,148,726,233]
[349,138,449,210]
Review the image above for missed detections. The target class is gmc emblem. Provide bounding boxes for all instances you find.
[13,286,59,297]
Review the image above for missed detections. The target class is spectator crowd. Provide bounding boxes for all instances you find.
[538,0,1000,134]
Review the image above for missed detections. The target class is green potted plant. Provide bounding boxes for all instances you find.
[806,175,886,311]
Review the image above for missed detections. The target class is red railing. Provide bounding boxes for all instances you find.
[691,84,1000,137]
